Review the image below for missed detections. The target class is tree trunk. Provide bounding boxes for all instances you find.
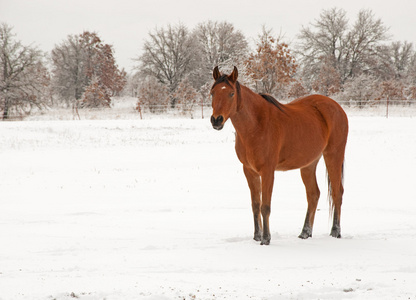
[2,98,9,120]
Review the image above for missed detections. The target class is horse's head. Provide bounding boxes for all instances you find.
[210,66,240,130]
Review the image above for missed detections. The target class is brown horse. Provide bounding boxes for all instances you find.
[210,66,348,245]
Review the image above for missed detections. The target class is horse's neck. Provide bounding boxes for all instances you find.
[231,85,267,135]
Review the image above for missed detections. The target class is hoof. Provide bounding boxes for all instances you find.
[330,232,342,238]
[253,235,262,242]
[298,231,312,239]
[260,236,271,245]
[298,227,312,239]
[330,226,341,238]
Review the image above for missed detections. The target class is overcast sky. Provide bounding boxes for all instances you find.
[1,0,415,72]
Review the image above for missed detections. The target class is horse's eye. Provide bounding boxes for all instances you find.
[230,92,235,97]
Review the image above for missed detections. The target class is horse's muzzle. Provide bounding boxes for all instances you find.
[211,115,224,130]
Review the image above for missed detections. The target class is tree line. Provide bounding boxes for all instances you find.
[1,7,416,119]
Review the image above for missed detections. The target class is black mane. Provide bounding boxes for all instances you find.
[212,76,283,113]
[259,93,285,112]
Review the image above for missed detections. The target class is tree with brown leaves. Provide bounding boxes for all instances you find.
[79,76,111,108]
[52,31,126,108]
[311,56,341,96]
[173,76,200,118]
[287,80,308,99]
[136,76,169,114]
[245,27,297,98]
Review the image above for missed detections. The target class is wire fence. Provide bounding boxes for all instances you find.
[334,99,416,118]
[133,99,416,119]
[2,98,416,121]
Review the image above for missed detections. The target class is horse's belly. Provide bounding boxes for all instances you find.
[274,133,326,171]
[235,128,326,172]
[275,152,322,171]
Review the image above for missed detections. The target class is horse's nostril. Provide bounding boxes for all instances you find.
[211,115,224,125]
[211,115,225,130]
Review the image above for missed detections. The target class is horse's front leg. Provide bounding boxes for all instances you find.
[260,169,275,245]
[243,166,262,241]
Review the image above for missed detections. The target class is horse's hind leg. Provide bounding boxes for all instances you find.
[299,159,320,239]
[324,152,345,238]
[243,166,262,241]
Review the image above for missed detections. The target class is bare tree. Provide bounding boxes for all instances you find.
[194,21,248,84]
[346,9,390,78]
[122,72,141,97]
[137,23,199,97]
[391,42,414,79]
[297,8,389,90]
[0,23,48,120]
[51,34,87,104]
[408,51,416,86]
[297,7,348,88]
[191,21,250,106]
[375,41,414,80]
[338,73,379,106]
[339,41,416,105]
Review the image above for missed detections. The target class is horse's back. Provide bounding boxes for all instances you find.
[288,94,348,148]
[290,94,344,115]
[289,94,348,127]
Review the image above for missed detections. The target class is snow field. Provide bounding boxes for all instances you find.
[0,116,415,299]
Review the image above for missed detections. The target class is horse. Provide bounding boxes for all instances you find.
[210,66,348,245]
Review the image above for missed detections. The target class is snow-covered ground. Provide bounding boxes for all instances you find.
[0,114,415,300]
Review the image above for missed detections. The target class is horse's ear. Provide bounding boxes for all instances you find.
[213,66,221,80]
[228,66,238,83]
